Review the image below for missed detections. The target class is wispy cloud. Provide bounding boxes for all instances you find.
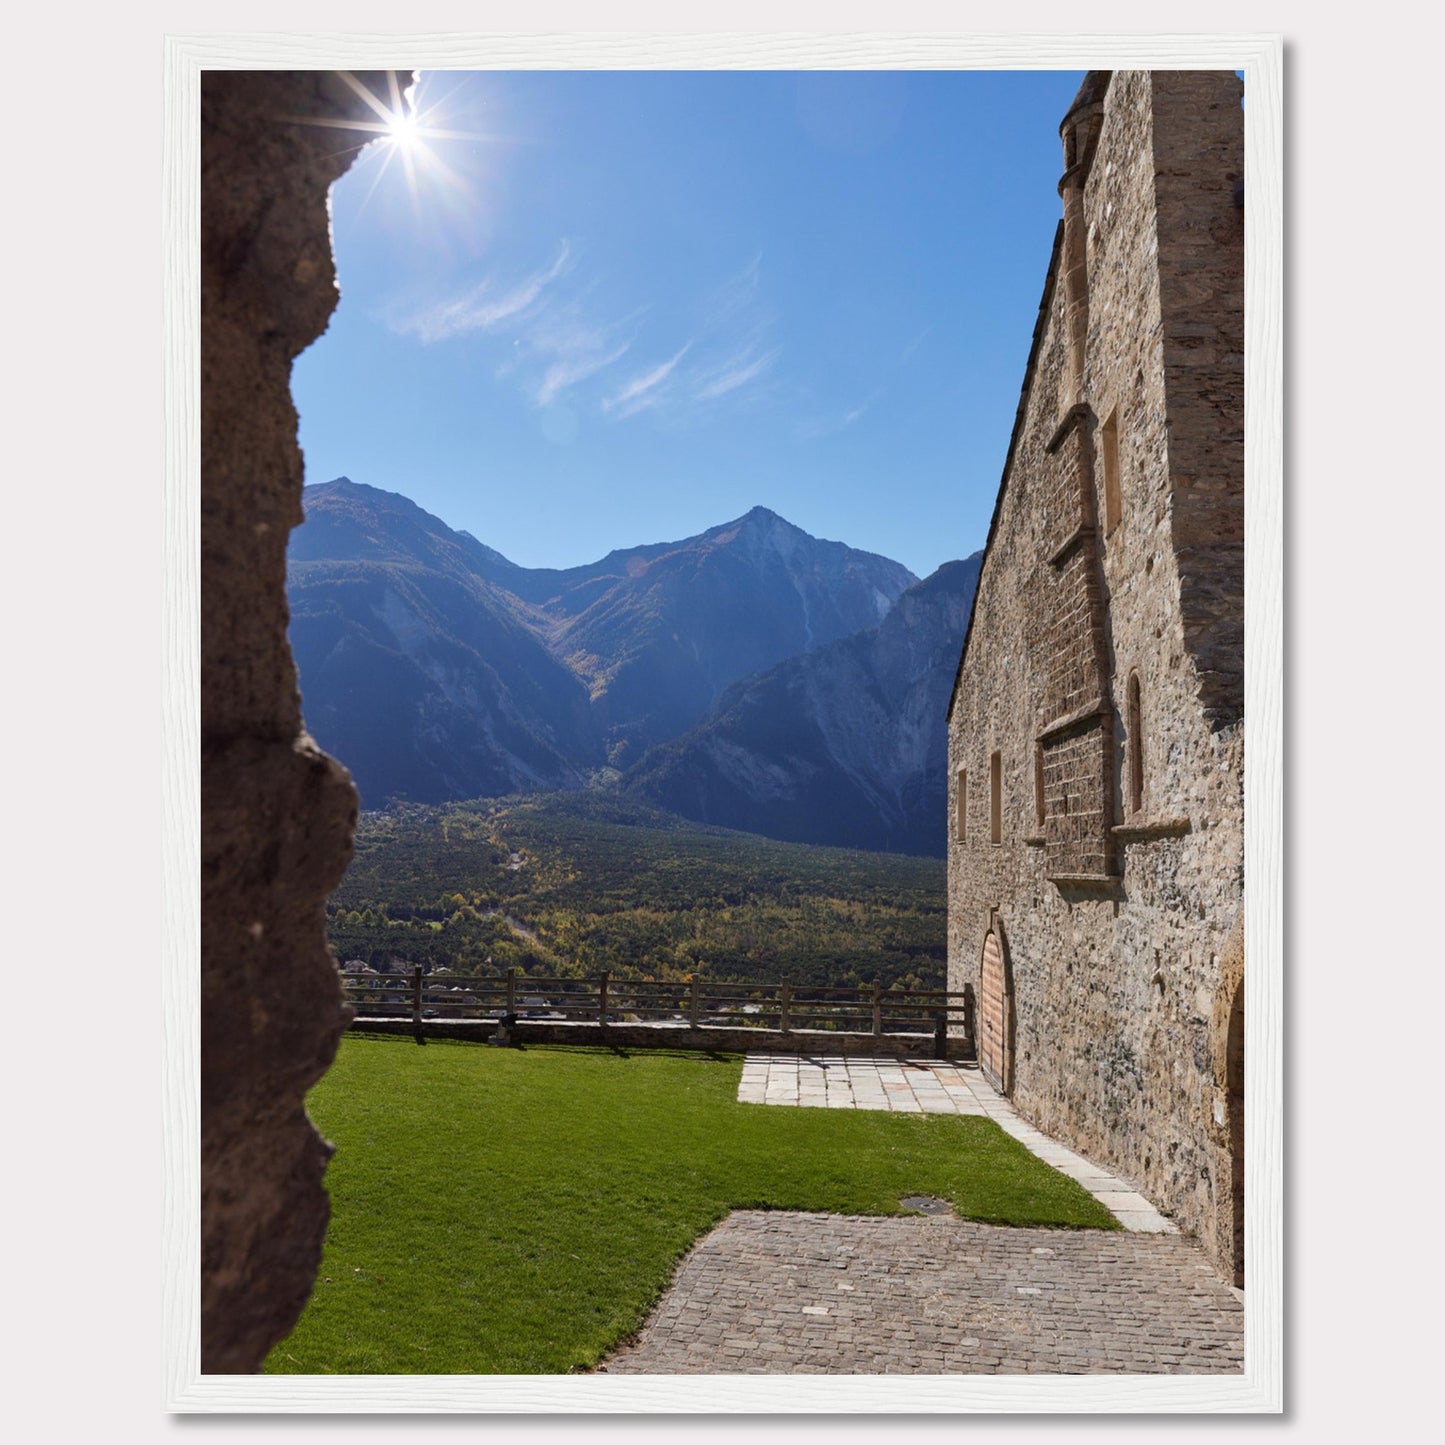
[386,245,783,421]
[521,299,650,407]
[393,242,572,342]
[704,252,763,328]
[796,386,884,440]
[897,324,935,366]
[793,321,933,441]
[648,255,781,413]
[841,388,883,427]
[537,341,633,406]
[392,242,646,408]
[694,348,780,401]
[604,343,693,415]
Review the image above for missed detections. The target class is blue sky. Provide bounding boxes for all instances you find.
[293,69,1086,580]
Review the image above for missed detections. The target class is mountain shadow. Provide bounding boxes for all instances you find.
[622,556,982,856]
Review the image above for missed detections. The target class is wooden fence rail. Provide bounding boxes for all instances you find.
[340,965,976,1056]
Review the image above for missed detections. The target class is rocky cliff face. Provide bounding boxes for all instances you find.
[623,556,982,856]
[288,480,920,802]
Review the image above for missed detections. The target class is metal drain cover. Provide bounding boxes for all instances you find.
[900,1194,953,1215]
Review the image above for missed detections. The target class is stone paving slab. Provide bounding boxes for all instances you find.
[603,1211,1243,1375]
[738,1054,1176,1234]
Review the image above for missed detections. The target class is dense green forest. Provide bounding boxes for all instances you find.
[327,792,946,990]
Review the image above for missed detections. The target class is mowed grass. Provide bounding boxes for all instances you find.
[265,1037,1116,1374]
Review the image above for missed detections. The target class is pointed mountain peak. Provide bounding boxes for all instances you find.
[711,504,802,545]
[305,475,361,494]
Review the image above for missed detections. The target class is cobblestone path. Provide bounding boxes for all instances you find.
[603,1211,1244,1375]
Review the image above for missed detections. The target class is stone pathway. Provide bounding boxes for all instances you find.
[738,1053,1175,1232]
[603,1211,1243,1375]
[599,1052,1241,1376]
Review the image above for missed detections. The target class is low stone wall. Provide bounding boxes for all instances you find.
[348,1017,970,1060]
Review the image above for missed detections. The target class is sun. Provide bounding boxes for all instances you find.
[385,108,420,148]
[293,72,496,224]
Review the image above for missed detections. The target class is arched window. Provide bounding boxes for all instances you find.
[1126,671,1144,814]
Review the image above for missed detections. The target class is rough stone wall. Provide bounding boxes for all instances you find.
[201,72,394,1372]
[1040,76,1116,884]
[1151,72,1247,725]
[947,72,1245,1277]
[1207,915,1246,1286]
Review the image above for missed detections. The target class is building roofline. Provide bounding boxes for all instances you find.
[1059,69,1112,136]
[946,69,1115,727]
[946,219,1065,725]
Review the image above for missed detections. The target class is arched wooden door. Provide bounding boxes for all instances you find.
[979,928,1011,1094]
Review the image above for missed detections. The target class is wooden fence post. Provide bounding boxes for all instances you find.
[780,981,791,1034]
[598,971,610,1025]
[412,965,425,1045]
[689,978,700,1028]
[872,979,883,1037]
[506,966,516,1016]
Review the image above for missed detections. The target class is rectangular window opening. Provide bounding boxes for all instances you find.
[1034,742,1045,828]
[989,751,1002,845]
[1101,408,1122,535]
[1127,674,1145,815]
[955,768,968,843]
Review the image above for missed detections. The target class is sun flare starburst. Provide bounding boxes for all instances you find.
[385,108,420,148]
[289,71,495,223]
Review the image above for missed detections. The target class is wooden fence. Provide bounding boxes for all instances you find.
[340,965,977,1055]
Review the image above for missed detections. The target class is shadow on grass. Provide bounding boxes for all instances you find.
[352,1030,740,1066]
[520,1041,738,1064]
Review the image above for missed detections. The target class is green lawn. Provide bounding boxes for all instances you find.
[265,1036,1116,1374]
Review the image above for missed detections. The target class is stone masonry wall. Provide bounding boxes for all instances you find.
[1151,72,1246,725]
[201,72,396,1372]
[947,72,1245,1276]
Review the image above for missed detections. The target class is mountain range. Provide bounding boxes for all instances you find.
[624,556,982,856]
[287,478,979,855]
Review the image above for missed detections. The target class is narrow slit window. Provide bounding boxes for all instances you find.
[1034,742,1045,828]
[1127,672,1144,814]
[990,751,1002,845]
[956,768,968,842]
[1101,408,1122,535]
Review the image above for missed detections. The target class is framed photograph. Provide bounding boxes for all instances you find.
[165,30,1281,1413]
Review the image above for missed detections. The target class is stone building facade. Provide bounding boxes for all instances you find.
[946,71,1245,1284]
